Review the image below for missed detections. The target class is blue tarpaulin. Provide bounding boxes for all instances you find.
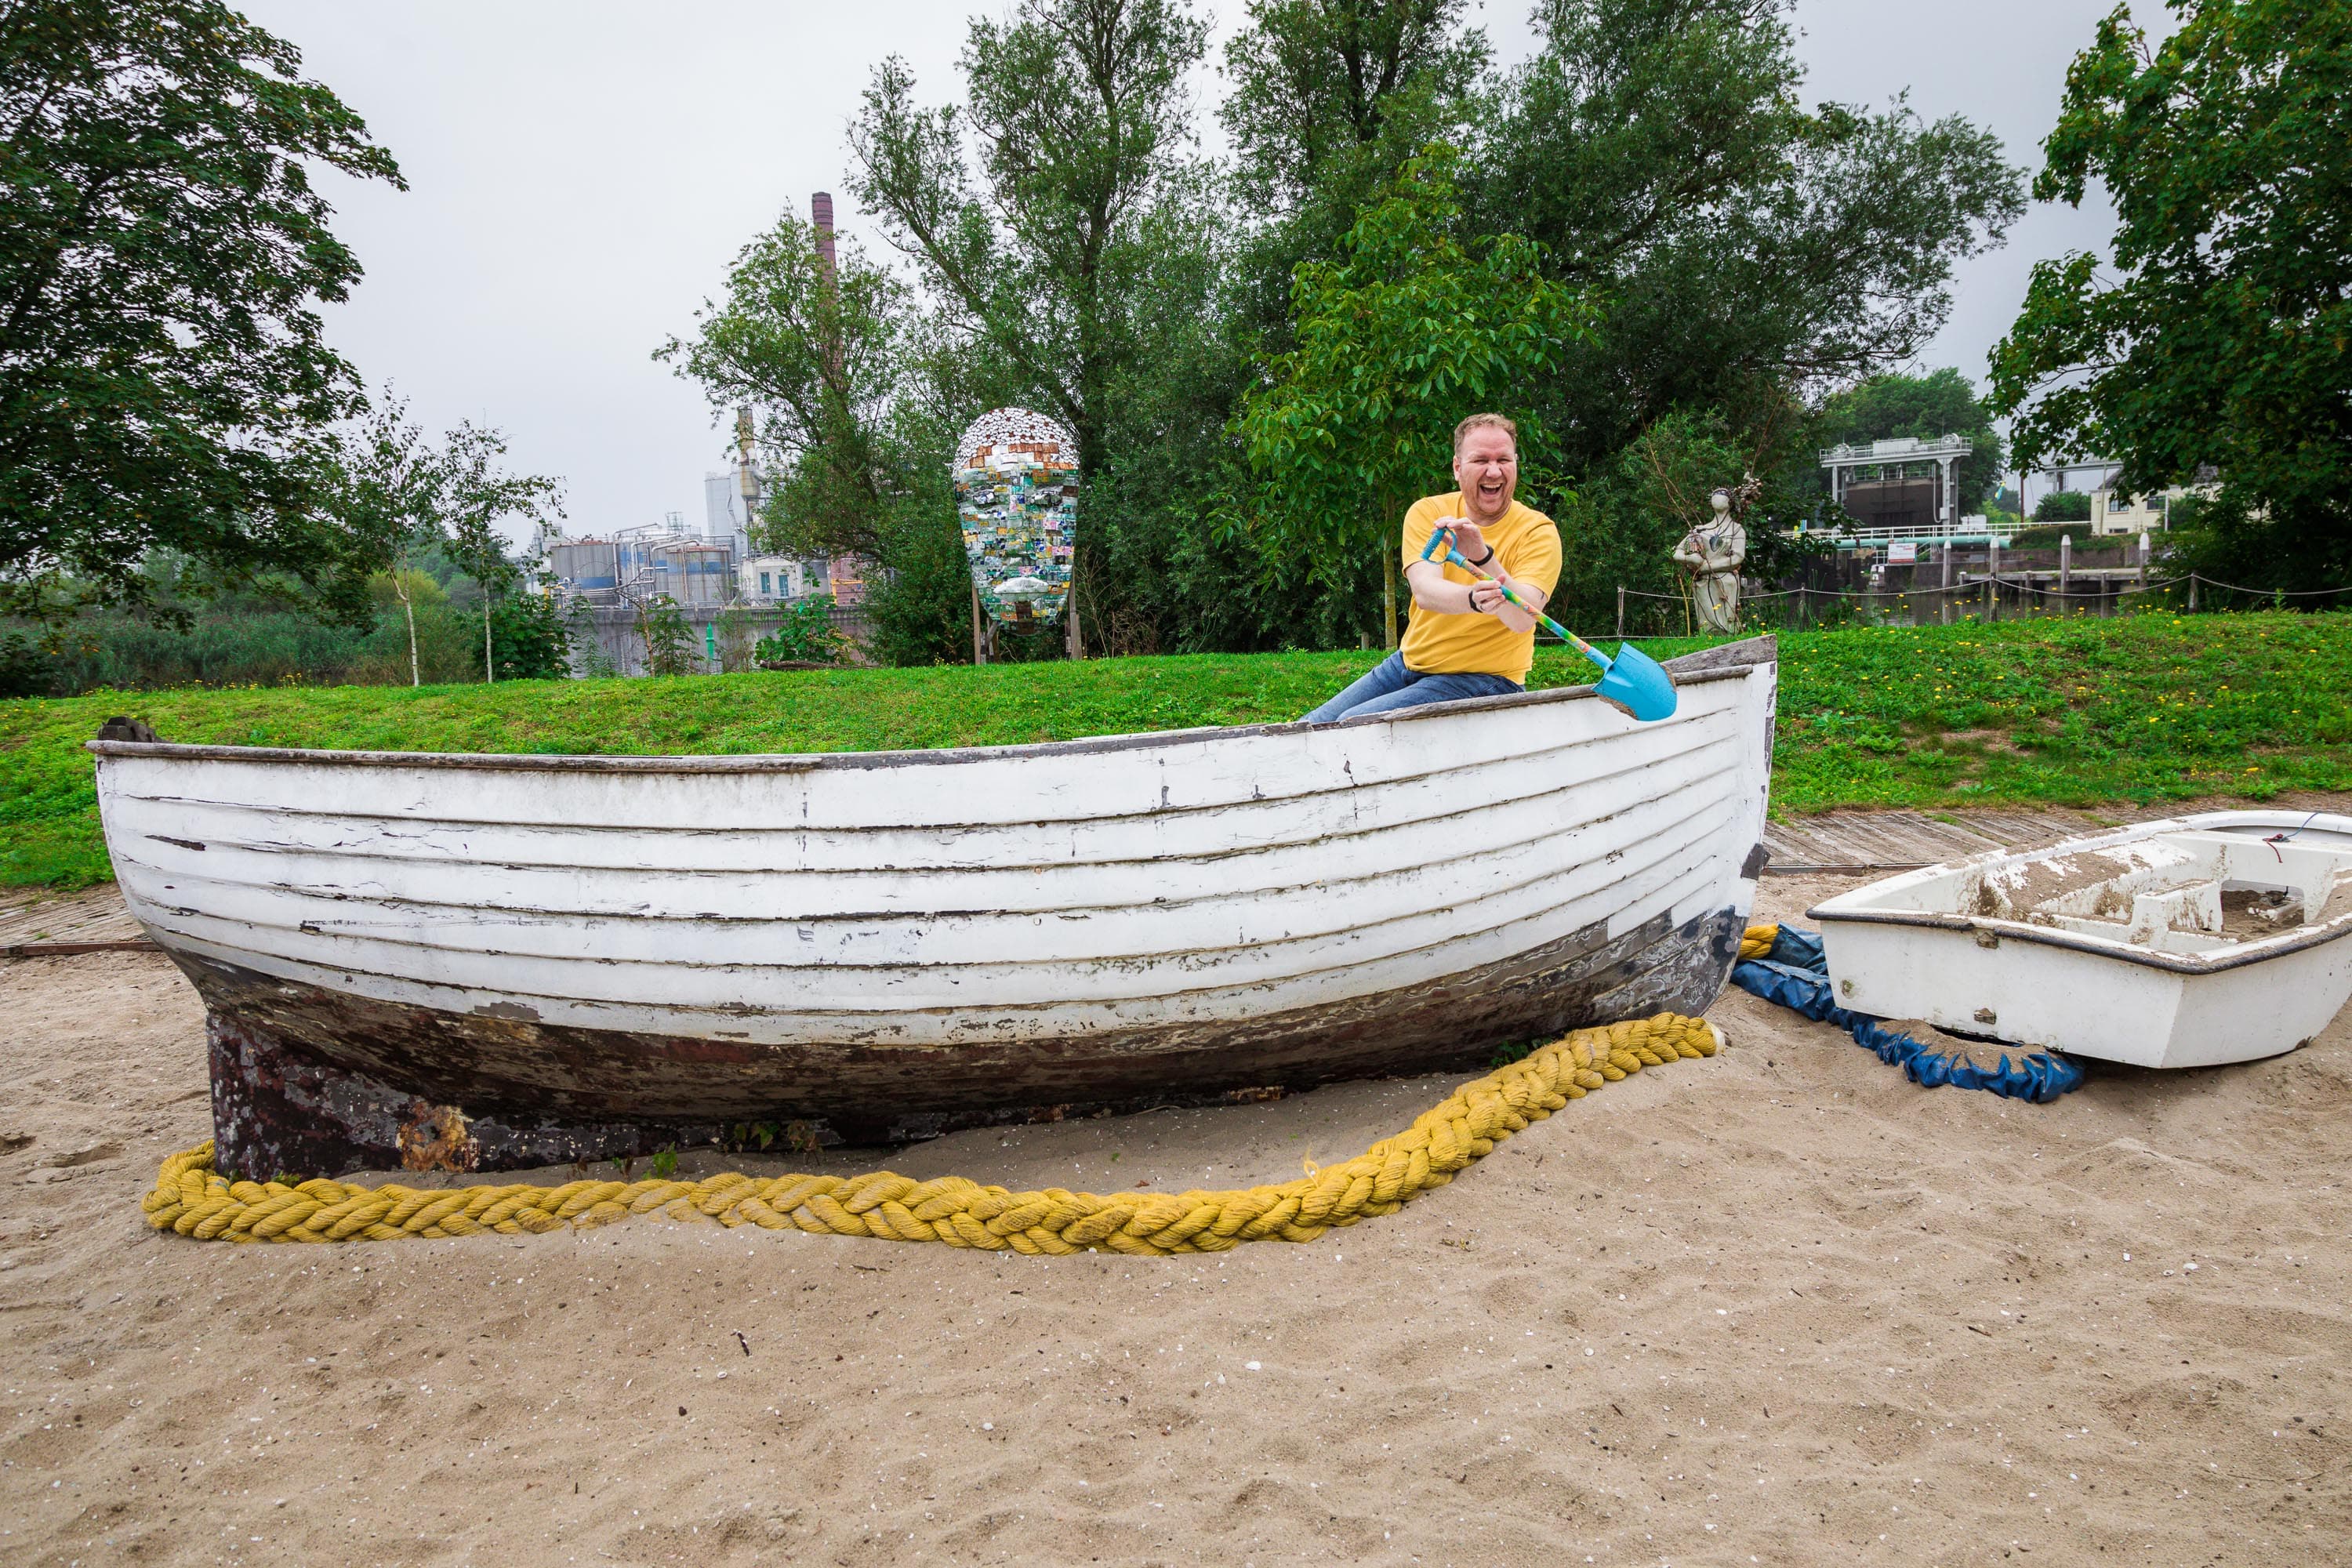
[1732,925,2085,1103]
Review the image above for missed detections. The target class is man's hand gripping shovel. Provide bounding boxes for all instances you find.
[1421,525,1678,721]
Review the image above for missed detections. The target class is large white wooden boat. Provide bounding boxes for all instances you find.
[92,637,1777,1177]
[1811,811,2352,1069]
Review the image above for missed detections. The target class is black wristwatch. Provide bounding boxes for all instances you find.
[1469,546,1496,567]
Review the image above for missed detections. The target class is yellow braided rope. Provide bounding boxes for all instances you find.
[1740,923,1779,961]
[140,1012,1723,1255]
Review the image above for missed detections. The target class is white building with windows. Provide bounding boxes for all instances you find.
[738,555,807,603]
[2091,480,2217,535]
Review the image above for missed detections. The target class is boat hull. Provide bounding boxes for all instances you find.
[95,638,1777,1176]
[1809,811,2352,1069]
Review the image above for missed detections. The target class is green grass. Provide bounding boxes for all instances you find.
[5,612,2347,890]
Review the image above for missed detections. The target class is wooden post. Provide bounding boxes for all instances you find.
[971,580,986,666]
[1616,586,1625,638]
[2059,532,2071,606]
[2188,573,2199,612]
[2138,530,2151,589]
[1939,544,1954,626]
[1985,535,1998,622]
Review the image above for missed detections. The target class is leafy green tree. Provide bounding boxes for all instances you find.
[860,466,982,666]
[1472,0,2022,475]
[848,0,1208,478]
[1559,400,1828,632]
[329,396,563,685]
[1221,0,1485,216]
[656,209,914,560]
[1218,0,1486,346]
[1235,152,1595,645]
[848,0,1214,647]
[2034,490,2092,524]
[659,206,1000,664]
[433,430,563,684]
[1815,368,2007,508]
[0,0,404,625]
[1990,0,2350,589]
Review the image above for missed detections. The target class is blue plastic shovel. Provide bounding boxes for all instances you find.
[1419,528,1679,721]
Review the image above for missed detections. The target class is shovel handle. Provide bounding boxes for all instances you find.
[1421,526,1606,670]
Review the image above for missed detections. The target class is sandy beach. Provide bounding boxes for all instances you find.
[3,870,2347,1566]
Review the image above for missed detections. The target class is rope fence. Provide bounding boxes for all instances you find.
[1616,573,2352,606]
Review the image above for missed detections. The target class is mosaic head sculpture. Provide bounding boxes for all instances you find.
[953,408,1077,626]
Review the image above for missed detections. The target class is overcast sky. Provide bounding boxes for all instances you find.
[240,0,2168,541]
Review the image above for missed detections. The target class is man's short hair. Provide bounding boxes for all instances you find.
[1453,412,1519,456]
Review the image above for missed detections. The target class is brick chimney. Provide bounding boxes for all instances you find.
[811,191,837,280]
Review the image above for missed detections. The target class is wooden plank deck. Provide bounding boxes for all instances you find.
[1761,809,2091,873]
[1762,798,2352,873]
[0,884,158,957]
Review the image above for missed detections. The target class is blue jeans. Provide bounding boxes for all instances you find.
[1301,650,1523,724]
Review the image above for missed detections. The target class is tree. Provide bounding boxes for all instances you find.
[1222,0,1485,216]
[1556,397,1828,631]
[1990,0,2351,589]
[635,594,697,677]
[1815,368,2007,509]
[0,0,404,625]
[848,0,1208,477]
[848,0,1213,645]
[1235,152,1595,645]
[1472,0,2023,474]
[1214,0,1490,395]
[433,427,562,684]
[659,205,996,665]
[328,396,562,685]
[655,209,913,561]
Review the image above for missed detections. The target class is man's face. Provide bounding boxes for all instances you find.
[1453,429,1518,522]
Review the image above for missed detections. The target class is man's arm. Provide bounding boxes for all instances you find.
[1406,549,1546,633]
[1405,557,1481,615]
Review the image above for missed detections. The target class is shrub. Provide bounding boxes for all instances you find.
[0,632,58,698]
[752,596,847,666]
[2034,490,2092,522]
[489,593,571,681]
[636,595,699,677]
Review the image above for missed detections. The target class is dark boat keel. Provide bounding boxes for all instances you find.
[190,903,1746,1181]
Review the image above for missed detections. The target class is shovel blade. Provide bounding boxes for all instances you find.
[1596,642,1678,721]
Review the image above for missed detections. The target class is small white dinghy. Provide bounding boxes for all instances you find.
[1809,811,2352,1069]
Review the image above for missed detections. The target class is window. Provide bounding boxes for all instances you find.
[760,572,771,595]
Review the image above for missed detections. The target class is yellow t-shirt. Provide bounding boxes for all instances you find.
[1398,493,1563,683]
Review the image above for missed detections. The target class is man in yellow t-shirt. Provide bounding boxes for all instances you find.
[1303,412,1563,723]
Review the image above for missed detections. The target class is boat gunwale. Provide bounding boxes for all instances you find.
[84,638,1774,775]
[1806,811,2352,977]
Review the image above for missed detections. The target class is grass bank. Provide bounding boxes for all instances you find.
[4,612,2347,888]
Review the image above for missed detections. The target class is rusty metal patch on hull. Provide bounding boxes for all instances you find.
[187,906,1744,1179]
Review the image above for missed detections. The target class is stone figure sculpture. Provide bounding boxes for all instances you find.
[1672,486,1748,633]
